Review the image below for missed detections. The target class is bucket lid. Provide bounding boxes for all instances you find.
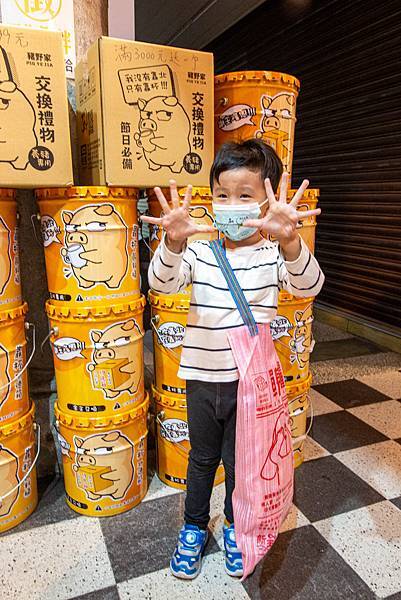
[0,402,35,438]
[35,186,139,201]
[152,385,186,409]
[278,291,315,305]
[215,70,300,90]
[0,189,16,200]
[55,394,149,429]
[0,302,28,323]
[286,373,312,399]
[148,290,190,311]
[45,295,146,320]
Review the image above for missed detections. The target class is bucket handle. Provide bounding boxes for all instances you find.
[40,326,58,354]
[151,315,182,365]
[0,422,41,508]
[156,411,190,456]
[139,218,155,256]
[30,213,43,248]
[0,323,36,392]
[291,400,314,447]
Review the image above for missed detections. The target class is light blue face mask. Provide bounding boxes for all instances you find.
[212,200,267,241]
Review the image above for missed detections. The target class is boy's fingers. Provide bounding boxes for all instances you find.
[264,178,277,205]
[290,179,309,207]
[243,218,264,228]
[279,172,289,204]
[169,179,180,208]
[296,208,321,220]
[154,187,171,214]
[140,215,162,225]
[195,224,216,233]
[182,184,193,210]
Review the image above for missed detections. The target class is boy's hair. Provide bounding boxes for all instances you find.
[210,138,283,193]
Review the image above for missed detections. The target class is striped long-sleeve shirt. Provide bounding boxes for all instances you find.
[148,235,324,383]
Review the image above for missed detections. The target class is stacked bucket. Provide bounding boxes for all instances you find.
[147,187,225,489]
[0,189,38,533]
[215,71,319,467]
[37,186,149,516]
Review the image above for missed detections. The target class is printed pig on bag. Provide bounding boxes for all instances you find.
[228,324,294,579]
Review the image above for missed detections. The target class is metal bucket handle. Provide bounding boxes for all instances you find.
[0,323,36,392]
[151,315,182,365]
[156,411,189,456]
[0,422,41,507]
[30,213,43,248]
[40,326,58,355]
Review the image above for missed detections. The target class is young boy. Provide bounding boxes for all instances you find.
[142,139,324,580]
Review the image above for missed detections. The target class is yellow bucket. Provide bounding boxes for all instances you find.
[271,292,315,384]
[0,403,39,533]
[36,186,140,307]
[146,186,219,254]
[287,375,312,469]
[215,71,300,180]
[149,290,190,396]
[46,297,146,416]
[0,190,22,310]
[0,303,31,425]
[153,386,225,490]
[55,396,149,517]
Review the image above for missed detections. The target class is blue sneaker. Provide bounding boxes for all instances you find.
[170,524,209,579]
[223,522,243,577]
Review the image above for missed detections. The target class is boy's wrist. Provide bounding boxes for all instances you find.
[165,235,186,255]
[280,233,302,261]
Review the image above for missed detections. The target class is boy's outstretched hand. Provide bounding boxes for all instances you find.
[244,173,321,260]
[140,179,215,253]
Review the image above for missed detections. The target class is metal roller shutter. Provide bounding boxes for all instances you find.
[206,0,401,334]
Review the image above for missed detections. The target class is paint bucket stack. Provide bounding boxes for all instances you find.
[146,187,225,489]
[0,189,38,533]
[215,71,320,467]
[36,186,149,516]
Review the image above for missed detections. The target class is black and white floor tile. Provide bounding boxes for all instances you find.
[1,323,401,599]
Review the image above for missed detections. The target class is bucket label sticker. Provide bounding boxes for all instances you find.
[53,337,85,361]
[0,445,19,518]
[218,104,256,131]
[72,431,135,502]
[13,226,21,286]
[255,92,296,173]
[60,203,128,290]
[270,316,292,340]
[0,342,10,408]
[160,418,189,443]
[40,215,62,247]
[289,304,313,370]
[22,445,33,498]
[0,216,11,296]
[157,321,185,348]
[87,318,143,400]
[12,344,24,401]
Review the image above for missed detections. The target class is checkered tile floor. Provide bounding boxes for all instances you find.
[1,324,401,600]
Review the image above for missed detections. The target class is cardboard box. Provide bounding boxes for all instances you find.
[0,25,73,188]
[76,465,113,492]
[90,358,130,390]
[76,37,214,187]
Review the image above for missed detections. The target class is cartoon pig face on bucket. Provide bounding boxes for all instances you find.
[134,95,190,173]
[73,431,134,501]
[290,303,314,370]
[87,319,143,400]
[61,204,128,290]
[0,47,37,170]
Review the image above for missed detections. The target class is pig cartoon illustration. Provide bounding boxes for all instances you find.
[134,96,190,173]
[289,303,314,371]
[72,431,134,501]
[255,92,295,171]
[0,445,19,517]
[60,204,128,289]
[0,46,37,170]
[87,318,143,399]
[0,216,11,296]
[0,343,10,409]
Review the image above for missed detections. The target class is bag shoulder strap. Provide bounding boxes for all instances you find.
[210,240,258,337]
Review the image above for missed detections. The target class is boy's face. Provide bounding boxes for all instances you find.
[212,168,267,211]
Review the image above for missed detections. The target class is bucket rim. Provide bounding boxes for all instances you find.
[278,291,315,304]
[214,70,300,90]
[45,295,146,320]
[148,290,190,311]
[147,187,213,202]
[35,186,139,201]
[55,394,149,428]
[152,385,186,408]
[286,372,312,398]
[0,402,35,438]
[0,302,28,323]
[0,190,16,200]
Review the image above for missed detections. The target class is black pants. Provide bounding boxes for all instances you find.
[184,379,238,530]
